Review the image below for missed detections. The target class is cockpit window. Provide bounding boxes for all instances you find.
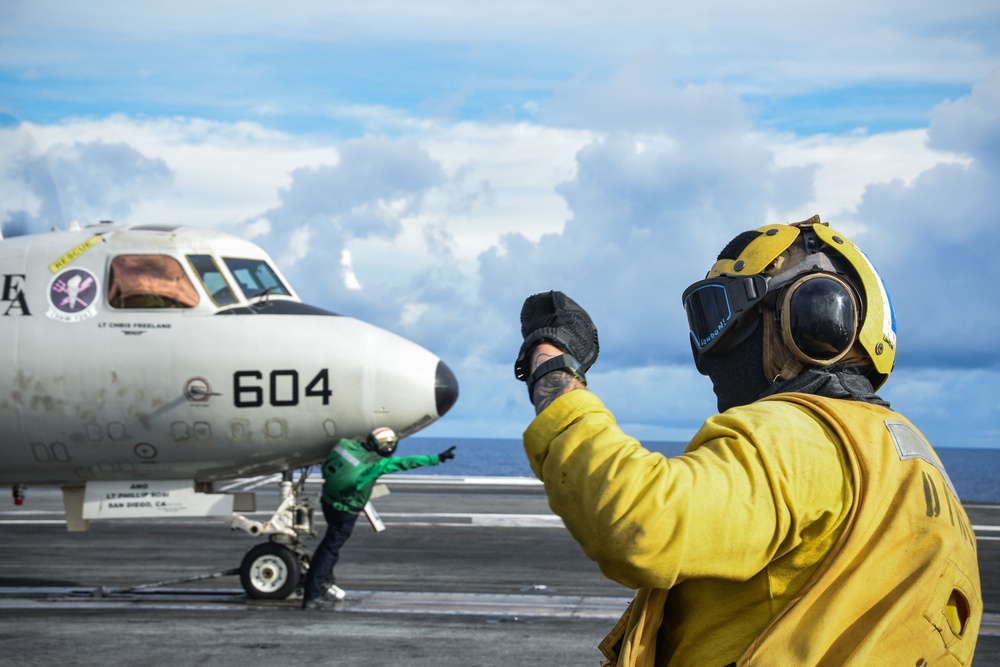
[108,255,200,309]
[187,255,238,306]
[223,258,290,300]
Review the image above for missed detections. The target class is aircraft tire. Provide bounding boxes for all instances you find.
[240,542,301,600]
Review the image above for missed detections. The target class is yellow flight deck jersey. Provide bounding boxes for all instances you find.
[523,390,981,666]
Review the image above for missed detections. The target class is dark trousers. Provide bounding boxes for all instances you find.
[303,499,359,602]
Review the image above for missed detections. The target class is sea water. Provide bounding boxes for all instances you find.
[405,437,1000,504]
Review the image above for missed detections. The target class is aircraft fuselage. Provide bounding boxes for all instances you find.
[0,223,458,486]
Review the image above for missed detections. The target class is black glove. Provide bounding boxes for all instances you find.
[438,446,456,462]
[514,291,599,382]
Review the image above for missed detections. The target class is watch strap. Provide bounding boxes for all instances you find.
[528,353,587,400]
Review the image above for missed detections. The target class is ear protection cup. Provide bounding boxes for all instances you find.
[776,273,859,366]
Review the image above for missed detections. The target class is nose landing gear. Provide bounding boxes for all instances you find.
[227,469,315,600]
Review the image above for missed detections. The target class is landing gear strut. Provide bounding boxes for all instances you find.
[227,469,315,599]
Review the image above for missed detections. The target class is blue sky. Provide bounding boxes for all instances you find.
[2,1,999,448]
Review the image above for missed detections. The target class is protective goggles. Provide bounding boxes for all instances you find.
[682,273,767,353]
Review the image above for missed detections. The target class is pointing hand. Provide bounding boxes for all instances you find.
[438,446,456,462]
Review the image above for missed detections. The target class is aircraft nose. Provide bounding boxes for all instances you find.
[435,360,459,417]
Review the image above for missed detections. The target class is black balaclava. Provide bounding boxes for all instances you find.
[699,322,889,412]
[697,318,771,413]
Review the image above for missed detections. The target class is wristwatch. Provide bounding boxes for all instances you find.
[528,353,587,400]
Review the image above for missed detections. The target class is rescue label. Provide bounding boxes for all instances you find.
[48,235,103,273]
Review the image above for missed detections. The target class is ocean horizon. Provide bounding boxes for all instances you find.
[404,437,1000,504]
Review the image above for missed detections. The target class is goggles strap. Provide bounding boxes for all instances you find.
[763,306,802,383]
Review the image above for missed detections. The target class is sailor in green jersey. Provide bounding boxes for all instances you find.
[302,427,456,610]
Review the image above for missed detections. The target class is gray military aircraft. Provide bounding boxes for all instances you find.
[0,220,459,598]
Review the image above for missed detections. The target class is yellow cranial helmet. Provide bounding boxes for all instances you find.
[682,215,896,389]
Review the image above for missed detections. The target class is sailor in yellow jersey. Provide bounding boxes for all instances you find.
[514,217,982,666]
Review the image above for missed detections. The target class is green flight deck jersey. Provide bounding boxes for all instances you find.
[320,437,441,513]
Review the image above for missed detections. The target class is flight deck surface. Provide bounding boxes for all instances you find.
[1,476,997,666]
